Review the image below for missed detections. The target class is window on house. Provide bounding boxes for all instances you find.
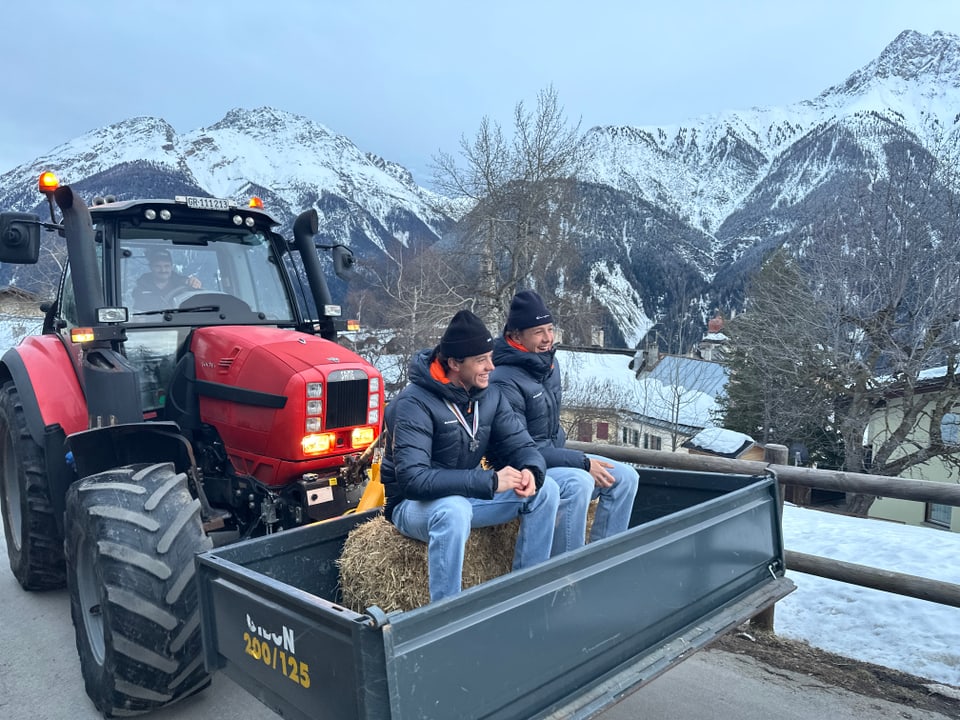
[596,422,609,440]
[941,413,960,445]
[643,433,662,451]
[577,421,592,442]
[926,503,952,528]
[631,430,640,447]
[622,427,629,444]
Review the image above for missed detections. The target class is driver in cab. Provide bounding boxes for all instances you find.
[133,248,201,310]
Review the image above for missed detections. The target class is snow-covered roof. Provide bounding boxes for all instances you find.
[702,332,728,342]
[645,355,728,397]
[682,427,755,457]
[559,349,727,431]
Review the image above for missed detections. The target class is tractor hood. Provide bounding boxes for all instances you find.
[187,326,382,485]
[191,326,368,381]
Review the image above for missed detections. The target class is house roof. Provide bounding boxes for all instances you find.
[0,286,41,301]
[702,332,728,342]
[559,349,728,432]
[682,427,756,458]
[645,354,729,397]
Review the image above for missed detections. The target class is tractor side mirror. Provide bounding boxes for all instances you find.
[332,245,356,281]
[0,213,41,264]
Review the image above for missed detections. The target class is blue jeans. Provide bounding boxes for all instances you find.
[391,476,560,602]
[548,454,640,556]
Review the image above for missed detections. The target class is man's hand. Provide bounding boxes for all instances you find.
[187,275,202,289]
[495,466,537,497]
[515,468,537,497]
[588,458,617,488]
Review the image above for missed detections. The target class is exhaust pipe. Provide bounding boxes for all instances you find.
[54,186,103,327]
[293,209,337,340]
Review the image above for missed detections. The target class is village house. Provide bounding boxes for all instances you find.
[557,329,730,454]
[866,368,960,533]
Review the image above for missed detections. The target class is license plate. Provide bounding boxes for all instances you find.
[185,196,230,211]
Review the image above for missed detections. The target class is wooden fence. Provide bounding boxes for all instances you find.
[566,440,960,624]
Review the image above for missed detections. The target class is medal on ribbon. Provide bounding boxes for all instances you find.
[446,400,480,452]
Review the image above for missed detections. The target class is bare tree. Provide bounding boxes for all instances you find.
[560,365,639,442]
[431,86,596,334]
[349,245,471,392]
[634,357,722,451]
[721,128,960,514]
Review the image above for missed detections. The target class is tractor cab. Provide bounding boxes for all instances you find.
[52,195,301,413]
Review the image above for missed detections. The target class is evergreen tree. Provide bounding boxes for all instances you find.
[716,250,844,468]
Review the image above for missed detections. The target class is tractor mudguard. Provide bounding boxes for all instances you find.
[65,421,196,480]
[2,336,86,447]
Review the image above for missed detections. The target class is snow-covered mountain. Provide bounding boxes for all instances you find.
[577,30,960,345]
[2,30,959,349]
[0,108,454,260]
[583,30,960,238]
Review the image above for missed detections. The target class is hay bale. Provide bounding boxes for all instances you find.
[586,498,597,539]
[338,515,520,613]
[339,499,601,613]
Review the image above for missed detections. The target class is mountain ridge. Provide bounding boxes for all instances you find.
[2,29,959,349]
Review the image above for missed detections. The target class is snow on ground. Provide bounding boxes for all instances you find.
[779,504,960,687]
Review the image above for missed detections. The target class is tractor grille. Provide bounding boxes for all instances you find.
[326,378,368,429]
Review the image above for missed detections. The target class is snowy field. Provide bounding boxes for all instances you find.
[778,504,960,687]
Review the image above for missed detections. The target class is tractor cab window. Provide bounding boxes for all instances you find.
[122,243,217,313]
[59,243,105,329]
[124,329,184,412]
[60,267,78,327]
[118,229,295,324]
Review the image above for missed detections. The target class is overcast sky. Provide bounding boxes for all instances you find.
[4,1,960,185]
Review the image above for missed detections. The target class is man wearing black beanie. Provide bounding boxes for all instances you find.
[490,291,639,555]
[380,309,560,602]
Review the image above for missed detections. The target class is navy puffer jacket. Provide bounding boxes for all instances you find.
[489,336,589,470]
[382,348,546,522]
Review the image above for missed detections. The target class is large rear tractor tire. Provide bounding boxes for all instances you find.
[65,462,214,716]
[0,380,65,589]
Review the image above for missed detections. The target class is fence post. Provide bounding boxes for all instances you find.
[750,443,788,631]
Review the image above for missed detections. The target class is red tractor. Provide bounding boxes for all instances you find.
[0,174,383,716]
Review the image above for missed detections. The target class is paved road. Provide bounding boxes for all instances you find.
[0,530,952,720]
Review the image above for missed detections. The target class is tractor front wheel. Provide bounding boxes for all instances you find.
[65,462,213,716]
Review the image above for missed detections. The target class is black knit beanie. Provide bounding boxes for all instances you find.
[440,310,493,358]
[506,290,554,332]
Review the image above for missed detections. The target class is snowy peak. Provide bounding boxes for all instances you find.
[817,30,960,114]
[48,116,179,174]
[365,152,416,188]
[869,30,960,85]
[85,116,178,145]
[207,106,333,137]
[1,29,958,350]
[581,31,960,235]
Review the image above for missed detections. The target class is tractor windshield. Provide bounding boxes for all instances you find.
[119,228,296,324]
